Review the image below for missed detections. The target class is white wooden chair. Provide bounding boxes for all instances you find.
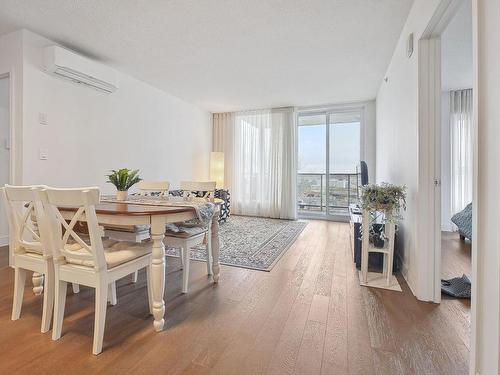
[40,187,153,355]
[165,181,216,293]
[104,180,170,243]
[1,185,55,333]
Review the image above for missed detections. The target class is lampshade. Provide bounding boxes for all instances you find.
[210,152,224,189]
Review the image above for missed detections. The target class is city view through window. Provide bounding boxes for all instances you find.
[297,112,361,217]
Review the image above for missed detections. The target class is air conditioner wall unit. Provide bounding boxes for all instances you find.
[43,45,119,93]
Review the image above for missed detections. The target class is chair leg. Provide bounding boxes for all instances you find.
[108,282,117,306]
[52,279,67,341]
[182,247,190,294]
[146,266,153,314]
[206,228,213,276]
[12,268,27,321]
[131,271,138,283]
[41,265,55,333]
[179,248,185,269]
[93,279,108,355]
[72,283,80,294]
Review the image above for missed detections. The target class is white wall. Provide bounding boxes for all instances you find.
[0,77,9,246]
[376,0,442,297]
[19,30,212,192]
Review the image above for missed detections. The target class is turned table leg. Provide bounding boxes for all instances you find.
[150,216,166,332]
[32,272,44,295]
[30,217,44,295]
[211,217,221,283]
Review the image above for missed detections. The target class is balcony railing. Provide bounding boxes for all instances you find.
[297,172,360,216]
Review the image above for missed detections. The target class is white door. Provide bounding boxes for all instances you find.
[0,77,10,246]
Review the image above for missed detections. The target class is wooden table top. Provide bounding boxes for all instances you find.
[59,202,194,216]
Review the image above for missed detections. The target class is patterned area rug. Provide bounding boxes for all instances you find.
[165,215,307,271]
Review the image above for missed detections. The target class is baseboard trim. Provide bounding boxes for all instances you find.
[0,235,9,247]
[441,224,454,232]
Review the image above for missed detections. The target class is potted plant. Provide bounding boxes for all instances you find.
[106,168,142,201]
[360,183,407,246]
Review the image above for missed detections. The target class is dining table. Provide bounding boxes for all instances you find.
[55,196,221,332]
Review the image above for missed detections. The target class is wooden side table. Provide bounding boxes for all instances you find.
[360,207,398,289]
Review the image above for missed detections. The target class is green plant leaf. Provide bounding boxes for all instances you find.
[105,168,142,191]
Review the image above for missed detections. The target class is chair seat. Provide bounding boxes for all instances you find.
[17,251,44,259]
[17,243,44,255]
[65,239,152,269]
[165,224,207,239]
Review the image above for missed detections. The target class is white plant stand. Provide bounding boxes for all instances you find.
[359,208,402,292]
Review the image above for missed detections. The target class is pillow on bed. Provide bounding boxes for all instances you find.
[451,203,472,240]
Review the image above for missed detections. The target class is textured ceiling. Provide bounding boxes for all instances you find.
[0,0,413,112]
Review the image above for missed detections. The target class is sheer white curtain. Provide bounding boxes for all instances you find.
[450,89,473,216]
[213,108,297,219]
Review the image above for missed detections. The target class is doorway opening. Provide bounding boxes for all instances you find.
[417,0,475,371]
[439,0,473,309]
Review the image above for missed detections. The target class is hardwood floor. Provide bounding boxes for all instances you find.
[440,231,471,358]
[0,221,469,374]
[442,231,472,279]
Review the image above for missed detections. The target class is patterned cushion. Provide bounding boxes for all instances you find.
[215,189,231,223]
[165,226,207,238]
[451,203,472,240]
[169,189,231,223]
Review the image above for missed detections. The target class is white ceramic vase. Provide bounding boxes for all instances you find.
[116,190,128,201]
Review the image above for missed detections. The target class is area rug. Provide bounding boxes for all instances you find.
[165,215,307,271]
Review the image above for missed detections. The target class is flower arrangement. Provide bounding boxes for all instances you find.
[360,183,407,246]
[106,168,142,200]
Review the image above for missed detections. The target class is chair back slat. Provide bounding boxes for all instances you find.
[42,187,106,270]
[137,181,170,196]
[44,187,100,207]
[1,185,51,256]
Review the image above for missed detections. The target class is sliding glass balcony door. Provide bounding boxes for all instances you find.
[297,109,362,220]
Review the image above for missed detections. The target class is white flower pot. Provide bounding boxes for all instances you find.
[116,190,128,201]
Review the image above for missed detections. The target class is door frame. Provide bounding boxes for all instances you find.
[0,70,20,185]
[0,73,12,248]
[418,0,469,301]
[0,70,21,257]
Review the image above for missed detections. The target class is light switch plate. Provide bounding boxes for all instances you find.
[39,148,48,160]
[38,112,48,125]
